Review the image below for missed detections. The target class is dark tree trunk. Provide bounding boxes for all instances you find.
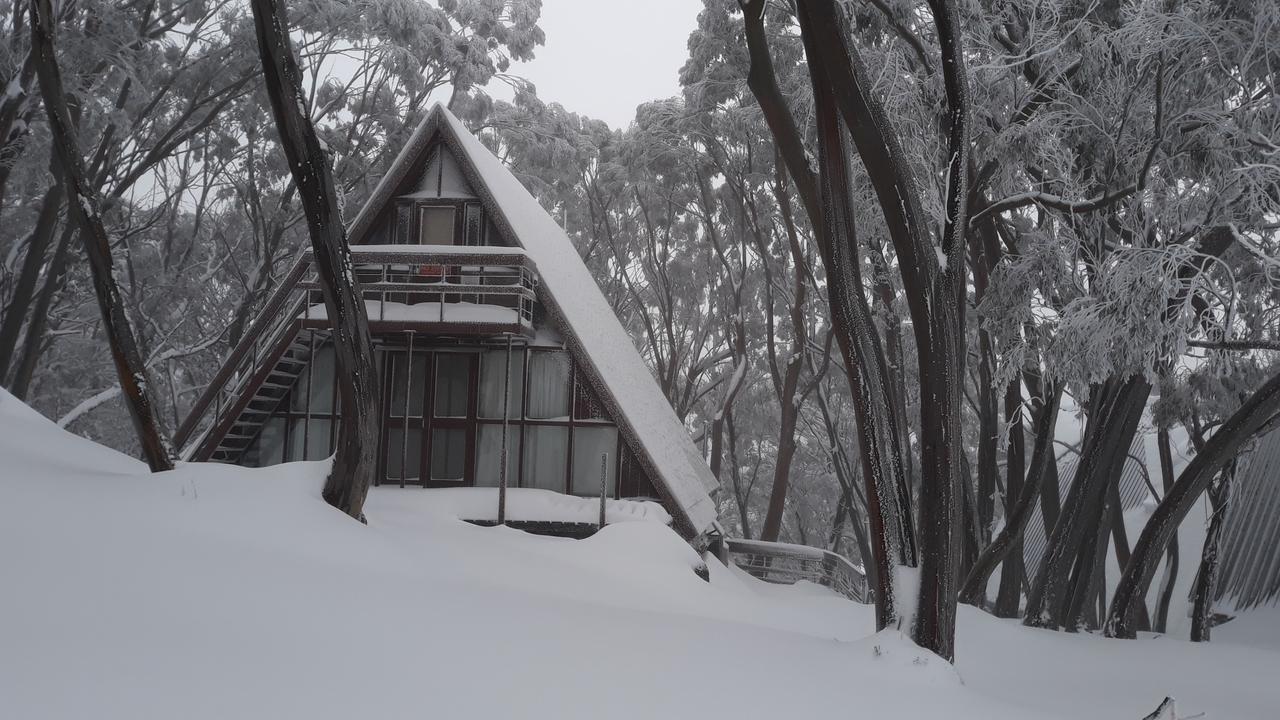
[994,379,1027,616]
[1025,376,1148,628]
[760,398,800,541]
[250,0,381,519]
[0,178,63,383]
[960,385,1061,609]
[803,27,915,631]
[30,0,174,471]
[1107,368,1280,638]
[1151,428,1180,634]
[10,220,73,400]
[740,0,915,629]
[1189,467,1233,642]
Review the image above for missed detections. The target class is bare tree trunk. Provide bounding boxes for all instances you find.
[250,0,381,519]
[10,220,73,400]
[29,0,174,471]
[1026,376,1147,628]
[1190,464,1233,642]
[0,178,62,382]
[1151,428,1180,633]
[960,385,1061,608]
[994,379,1027,616]
[1107,368,1280,638]
[741,0,915,631]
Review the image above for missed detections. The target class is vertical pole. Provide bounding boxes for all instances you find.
[498,333,512,525]
[401,331,415,488]
[599,452,608,529]
[302,329,316,460]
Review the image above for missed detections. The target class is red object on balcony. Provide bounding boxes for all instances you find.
[418,264,446,278]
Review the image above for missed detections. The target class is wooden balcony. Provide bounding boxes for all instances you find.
[174,245,540,461]
[303,245,539,337]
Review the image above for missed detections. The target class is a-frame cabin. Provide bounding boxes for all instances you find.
[175,105,722,547]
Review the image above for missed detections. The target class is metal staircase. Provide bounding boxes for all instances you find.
[207,332,326,463]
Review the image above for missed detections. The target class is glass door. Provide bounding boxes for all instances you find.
[426,352,477,486]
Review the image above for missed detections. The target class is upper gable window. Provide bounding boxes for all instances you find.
[418,205,456,245]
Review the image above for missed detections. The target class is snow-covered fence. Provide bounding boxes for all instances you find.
[725,538,870,603]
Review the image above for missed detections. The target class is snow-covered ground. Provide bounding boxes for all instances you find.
[2,388,1277,719]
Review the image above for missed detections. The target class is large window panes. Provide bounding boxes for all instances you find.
[388,352,427,418]
[434,354,471,417]
[479,348,524,419]
[306,346,336,413]
[290,417,333,461]
[418,205,456,245]
[253,416,287,466]
[571,426,618,496]
[385,427,423,482]
[383,348,427,484]
[523,425,568,491]
[475,425,521,487]
[526,351,570,420]
[430,428,467,482]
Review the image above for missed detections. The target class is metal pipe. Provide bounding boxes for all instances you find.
[599,452,608,529]
[498,333,512,525]
[401,331,415,488]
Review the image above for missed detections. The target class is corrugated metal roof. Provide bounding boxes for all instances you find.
[1214,428,1280,610]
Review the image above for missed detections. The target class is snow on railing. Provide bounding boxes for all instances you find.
[725,537,871,604]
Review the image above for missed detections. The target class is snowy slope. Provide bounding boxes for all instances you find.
[2,388,1277,719]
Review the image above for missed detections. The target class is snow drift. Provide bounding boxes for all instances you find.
[1,388,1277,719]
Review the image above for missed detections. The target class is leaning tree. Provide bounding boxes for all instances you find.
[250,0,381,520]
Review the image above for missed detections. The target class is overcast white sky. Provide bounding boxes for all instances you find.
[500,0,702,130]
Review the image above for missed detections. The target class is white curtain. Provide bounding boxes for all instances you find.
[526,351,570,420]
[523,426,568,491]
[475,425,521,488]
[479,349,523,419]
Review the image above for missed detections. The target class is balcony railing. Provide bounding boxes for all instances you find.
[302,246,539,330]
[724,537,871,604]
[174,245,540,459]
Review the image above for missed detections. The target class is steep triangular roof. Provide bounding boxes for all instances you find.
[347,105,720,539]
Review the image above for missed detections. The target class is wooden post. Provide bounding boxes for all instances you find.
[498,334,512,525]
[598,452,608,529]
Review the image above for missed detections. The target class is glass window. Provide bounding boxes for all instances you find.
[253,416,287,466]
[418,205,455,245]
[288,365,309,412]
[385,427,423,482]
[394,203,412,244]
[464,203,484,246]
[523,425,568,491]
[430,428,467,482]
[289,417,333,462]
[434,354,470,417]
[526,351,571,420]
[308,346,336,414]
[479,348,524,419]
[475,425,522,488]
[571,426,618,496]
[388,352,427,417]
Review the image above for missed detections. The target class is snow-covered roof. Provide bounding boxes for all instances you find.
[348,104,720,539]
